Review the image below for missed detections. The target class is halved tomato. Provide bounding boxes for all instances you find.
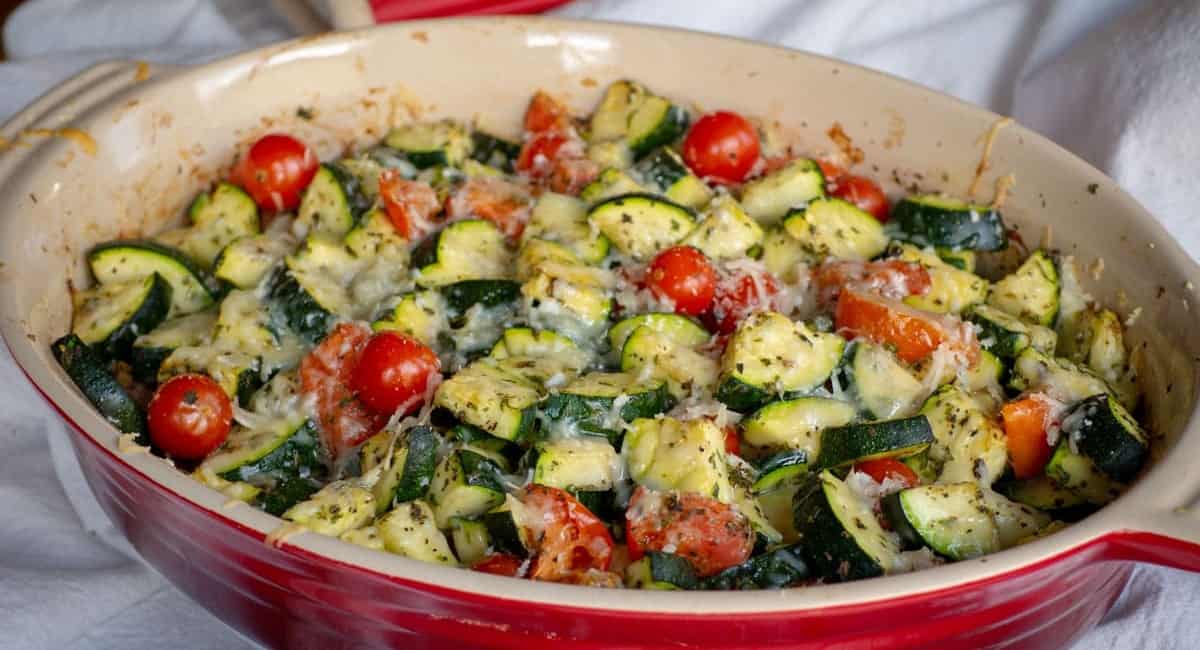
[299,322,388,459]
[1001,394,1058,479]
[524,90,571,134]
[447,176,533,240]
[379,170,440,239]
[835,286,979,365]
[625,486,754,577]
[521,485,616,585]
[705,266,784,334]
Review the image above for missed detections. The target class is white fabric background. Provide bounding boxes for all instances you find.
[1,0,1197,647]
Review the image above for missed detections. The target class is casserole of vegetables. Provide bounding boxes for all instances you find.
[53,79,1148,590]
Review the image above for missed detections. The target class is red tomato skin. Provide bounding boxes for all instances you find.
[681,111,761,184]
[350,331,440,416]
[522,485,614,583]
[832,175,890,222]
[814,259,931,305]
[854,458,920,488]
[300,323,387,457]
[706,269,782,334]
[1001,396,1056,479]
[147,374,233,460]
[624,486,754,578]
[233,133,317,212]
[524,91,571,134]
[473,553,525,577]
[517,133,569,175]
[835,286,980,365]
[448,176,533,240]
[817,159,847,185]
[378,171,439,239]
[645,246,718,316]
[723,426,741,456]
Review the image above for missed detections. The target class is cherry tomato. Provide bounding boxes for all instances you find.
[233,133,317,212]
[300,323,387,459]
[448,176,533,240]
[516,132,569,176]
[1001,395,1056,479]
[625,486,754,577]
[706,268,782,334]
[472,553,526,577]
[379,170,440,239]
[548,156,600,196]
[521,485,614,584]
[147,374,233,460]
[831,175,889,222]
[681,111,761,184]
[817,159,847,186]
[814,259,931,305]
[524,90,571,134]
[835,286,980,365]
[645,246,717,316]
[723,425,741,456]
[351,331,441,416]
[853,458,920,488]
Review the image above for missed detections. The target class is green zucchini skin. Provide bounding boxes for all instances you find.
[752,450,810,494]
[538,378,673,445]
[470,131,521,172]
[815,415,935,469]
[570,489,618,522]
[699,544,810,590]
[266,267,335,344]
[892,195,1008,251]
[792,472,890,581]
[481,508,526,555]
[1063,393,1148,483]
[392,425,441,503]
[714,376,777,414]
[880,492,925,551]
[219,419,329,515]
[87,239,223,313]
[75,273,173,361]
[440,280,522,318]
[52,334,147,441]
[630,551,700,590]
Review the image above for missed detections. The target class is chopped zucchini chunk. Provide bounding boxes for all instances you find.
[815,415,934,469]
[1008,348,1111,404]
[282,480,375,536]
[412,220,512,288]
[533,437,622,491]
[793,471,900,581]
[1062,393,1148,483]
[891,194,1007,251]
[429,448,507,528]
[539,371,673,442]
[580,168,645,204]
[434,360,540,441]
[1044,439,1123,505]
[52,334,146,437]
[634,147,713,209]
[214,231,297,290]
[681,194,764,260]
[88,239,220,316]
[626,95,689,158]
[919,386,1008,486]
[740,158,825,225]
[967,304,1057,361]
[741,397,857,453]
[718,312,844,412]
[297,163,369,237]
[71,273,172,360]
[625,552,699,590]
[987,250,1059,326]
[620,324,719,399]
[371,290,448,348]
[131,308,217,383]
[881,483,998,560]
[892,243,988,314]
[588,193,695,260]
[178,182,261,266]
[623,416,734,503]
[384,119,471,169]
[523,192,610,264]
[590,79,650,142]
[782,197,889,262]
[378,500,458,565]
[841,341,924,420]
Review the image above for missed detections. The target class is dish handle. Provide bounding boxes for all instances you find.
[1105,487,1200,572]
[0,60,178,144]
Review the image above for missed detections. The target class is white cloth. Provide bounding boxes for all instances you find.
[1,1,1197,648]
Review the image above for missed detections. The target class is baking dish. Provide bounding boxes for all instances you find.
[2,18,1199,649]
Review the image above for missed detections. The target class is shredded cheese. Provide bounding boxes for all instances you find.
[967,117,1012,199]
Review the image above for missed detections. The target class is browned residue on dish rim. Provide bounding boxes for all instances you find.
[2,127,97,156]
[826,122,864,165]
[133,61,151,82]
[411,30,429,43]
[968,117,1012,199]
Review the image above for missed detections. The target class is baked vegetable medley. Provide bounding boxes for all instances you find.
[54,80,1149,589]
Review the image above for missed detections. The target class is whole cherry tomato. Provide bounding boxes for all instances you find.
[233,133,317,212]
[351,331,441,416]
[831,175,889,222]
[681,110,761,184]
[147,374,233,460]
[645,246,718,316]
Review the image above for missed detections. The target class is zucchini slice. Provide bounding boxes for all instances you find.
[448,517,492,565]
[433,360,540,442]
[523,192,610,264]
[1062,393,1148,483]
[717,312,844,412]
[980,488,1052,547]
[590,79,649,142]
[793,470,900,581]
[580,168,645,204]
[282,480,375,536]
[700,544,809,590]
[752,450,812,493]
[372,290,448,349]
[880,483,999,560]
[490,327,590,368]
[681,194,764,260]
[269,235,363,343]
[727,455,784,545]
[1044,438,1122,505]
[1080,309,1138,411]
[470,130,521,172]
[213,231,297,290]
[363,425,441,514]
[919,386,1008,486]
[539,371,673,443]
[429,448,507,528]
[587,193,695,260]
[815,415,934,469]
[892,243,988,314]
[482,495,532,555]
[440,280,522,318]
[51,334,146,438]
[297,163,370,237]
[627,96,689,158]
[760,225,811,279]
[412,219,512,288]
[1002,476,1091,514]
[625,552,699,590]
[533,437,622,492]
[1008,348,1111,404]
[739,158,825,225]
[378,500,458,566]
[608,313,708,351]
[88,239,220,315]
[71,273,172,360]
[967,304,1057,361]
[620,324,719,399]
[841,342,924,420]
[741,397,857,453]
[634,147,713,210]
[623,416,734,503]
[384,119,472,169]
[130,308,217,384]
[201,416,327,515]
[987,250,1059,326]
[179,182,261,266]
[891,194,1008,251]
[344,207,408,259]
[782,197,889,262]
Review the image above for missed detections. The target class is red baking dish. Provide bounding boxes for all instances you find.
[2,18,1199,649]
